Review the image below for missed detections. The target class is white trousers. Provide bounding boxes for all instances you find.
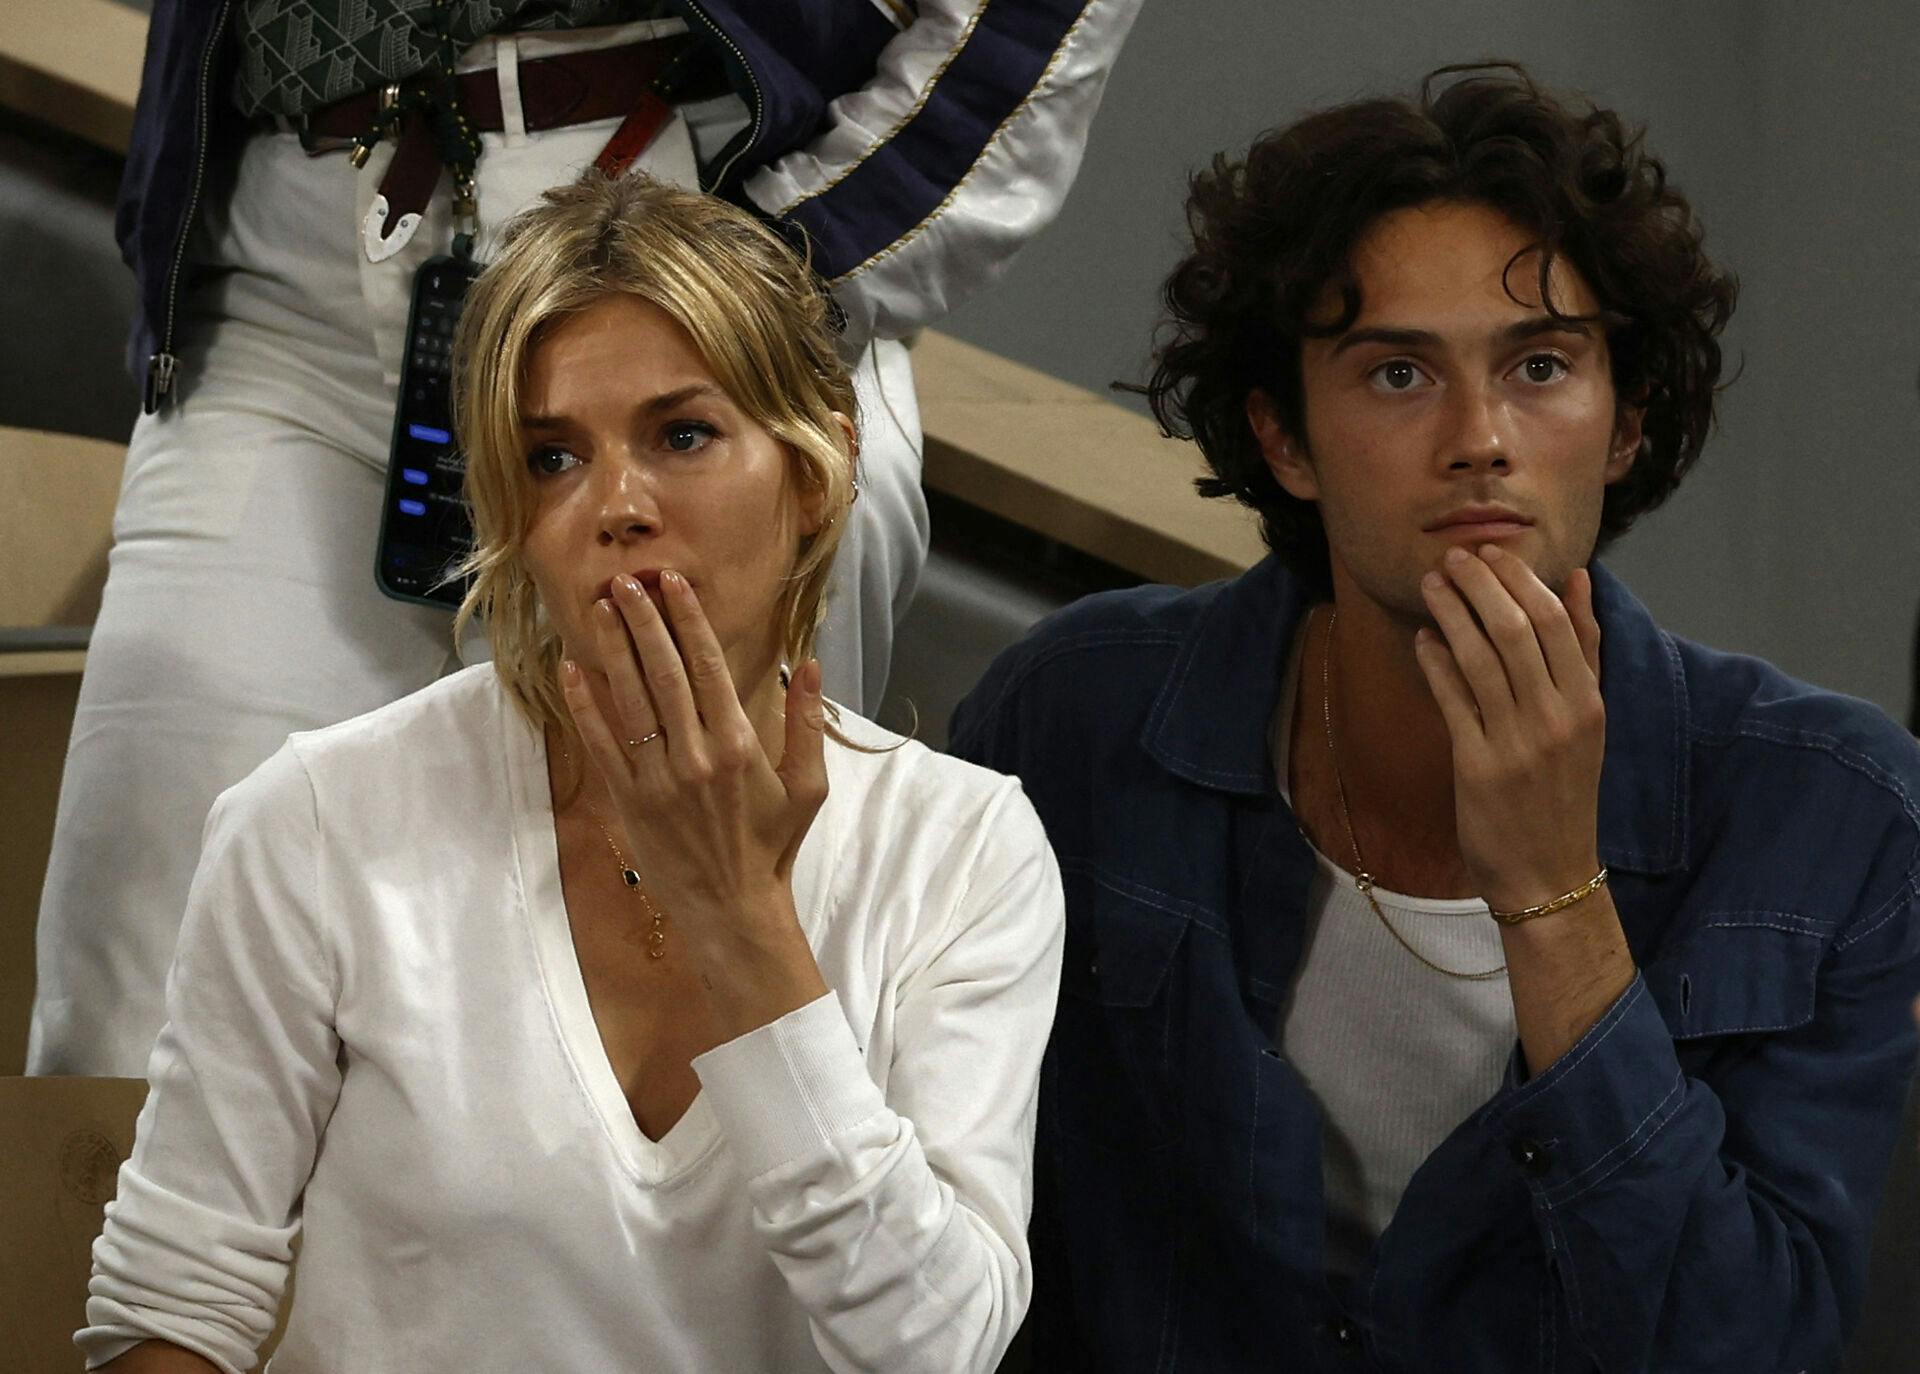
[29,38,928,1075]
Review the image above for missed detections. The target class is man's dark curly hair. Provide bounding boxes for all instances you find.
[1144,62,1738,596]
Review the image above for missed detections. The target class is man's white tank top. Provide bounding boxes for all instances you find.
[1269,625,1518,1276]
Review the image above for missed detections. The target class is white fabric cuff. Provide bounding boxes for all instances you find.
[692,990,889,1180]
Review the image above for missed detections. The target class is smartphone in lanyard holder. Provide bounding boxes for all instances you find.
[374,248,483,609]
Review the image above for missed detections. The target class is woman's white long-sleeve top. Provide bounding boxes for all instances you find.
[79,664,1064,1373]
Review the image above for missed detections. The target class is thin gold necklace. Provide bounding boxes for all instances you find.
[557,741,667,960]
[1319,608,1505,981]
[583,810,668,960]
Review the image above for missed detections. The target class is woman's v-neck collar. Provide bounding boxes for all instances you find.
[505,698,721,1187]
[499,679,836,1188]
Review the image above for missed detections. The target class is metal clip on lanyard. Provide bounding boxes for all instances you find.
[355,38,691,266]
[356,0,484,263]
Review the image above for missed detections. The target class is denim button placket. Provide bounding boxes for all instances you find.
[1510,1136,1553,1176]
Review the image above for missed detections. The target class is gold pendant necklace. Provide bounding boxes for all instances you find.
[1320,607,1505,981]
[556,739,667,959]
[584,811,667,960]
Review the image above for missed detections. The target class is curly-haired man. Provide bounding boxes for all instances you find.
[952,64,1920,1371]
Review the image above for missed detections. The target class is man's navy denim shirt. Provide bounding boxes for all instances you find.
[950,556,1920,1373]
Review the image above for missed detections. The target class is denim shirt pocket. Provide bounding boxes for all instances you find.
[1050,875,1192,1152]
[1641,917,1827,1041]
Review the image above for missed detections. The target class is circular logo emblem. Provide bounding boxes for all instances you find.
[60,1129,122,1206]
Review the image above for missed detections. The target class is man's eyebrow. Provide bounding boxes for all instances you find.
[1498,316,1594,344]
[1329,317,1595,356]
[520,382,724,429]
[1329,326,1441,357]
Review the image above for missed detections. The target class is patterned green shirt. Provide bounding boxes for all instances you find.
[232,1,656,118]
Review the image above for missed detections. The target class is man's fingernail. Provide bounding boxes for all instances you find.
[1423,571,1444,591]
[1444,546,1469,565]
[1479,543,1503,560]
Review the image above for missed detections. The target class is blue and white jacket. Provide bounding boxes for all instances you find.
[118,0,1143,410]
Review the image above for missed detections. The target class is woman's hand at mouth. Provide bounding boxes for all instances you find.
[562,568,830,1033]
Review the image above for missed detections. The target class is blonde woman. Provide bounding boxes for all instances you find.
[80,175,1063,1374]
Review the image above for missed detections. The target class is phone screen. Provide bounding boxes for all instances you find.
[375,255,483,609]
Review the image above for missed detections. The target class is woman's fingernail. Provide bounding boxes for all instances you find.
[562,659,580,685]
[661,569,684,592]
[1479,543,1503,560]
[1444,546,1469,566]
[1423,571,1444,591]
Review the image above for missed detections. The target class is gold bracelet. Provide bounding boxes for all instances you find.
[1488,868,1610,926]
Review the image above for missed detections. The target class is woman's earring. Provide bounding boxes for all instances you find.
[778,662,793,689]
[816,480,857,533]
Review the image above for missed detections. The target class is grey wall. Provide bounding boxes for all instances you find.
[939,0,1920,722]
[0,112,142,441]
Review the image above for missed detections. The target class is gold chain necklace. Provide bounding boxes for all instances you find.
[583,811,667,960]
[1319,608,1505,981]
[557,741,667,960]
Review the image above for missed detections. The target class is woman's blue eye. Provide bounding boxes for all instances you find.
[527,446,581,476]
[1520,354,1569,383]
[665,421,716,453]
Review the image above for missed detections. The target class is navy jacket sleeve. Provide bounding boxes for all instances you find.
[740,0,1144,347]
[1461,829,1920,1368]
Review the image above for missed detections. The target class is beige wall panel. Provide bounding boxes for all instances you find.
[0,672,81,1077]
[0,0,145,152]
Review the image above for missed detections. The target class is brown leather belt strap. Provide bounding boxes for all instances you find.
[304,35,713,144]
[318,35,728,258]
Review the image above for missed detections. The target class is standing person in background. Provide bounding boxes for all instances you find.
[953,63,1920,1371]
[31,0,1141,1077]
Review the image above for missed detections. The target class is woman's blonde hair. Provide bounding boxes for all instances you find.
[450,172,859,742]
